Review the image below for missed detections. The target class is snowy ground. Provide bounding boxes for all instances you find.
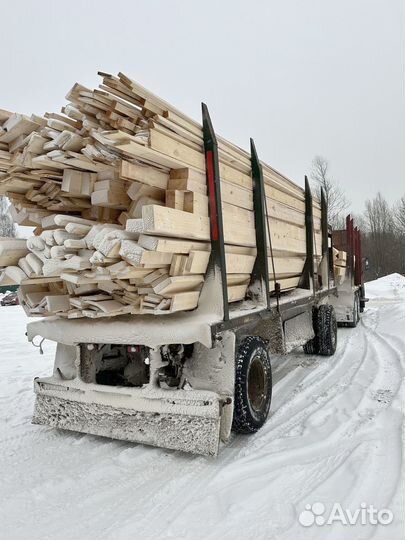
[1,275,404,540]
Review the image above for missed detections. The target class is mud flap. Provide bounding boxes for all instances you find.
[32,384,223,457]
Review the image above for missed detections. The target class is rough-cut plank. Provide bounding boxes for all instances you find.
[138,234,210,254]
[269,276,300,292]
[184,192,209,216]
[150,129,253,188]
[334,265,346,282]
[169,291,200,313]
[222,202,254,225]
[166,190,185,211]
[228,283,249,302]
[220,180,253,210]
[0,239,29,266]
[0,265,28,285]
[119,239,173,267]
[269,256,306,277]
[111,135,184,170]
[127,182,165,203]
[225,253,256,274]
[170,254,188,276]
[45,295,71,313]
[169,168,206,184]
[185,250,211,274]
[61,169,96,198]
[91,189,130,209]
[167,177,207,196]
[120,160,169,190]
[133,205,256,247]
[133,205,210,241]
[153,275,204,296]
[226,274,251,286]
[54,215,95,228]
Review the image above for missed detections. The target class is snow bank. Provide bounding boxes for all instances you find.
[366,273,405,301]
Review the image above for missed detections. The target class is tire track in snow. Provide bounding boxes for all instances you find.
[234,322,370,457]
[196,307,402,540]
[113,313,378,540]
[2,297,404,540]
[299,304,405,540]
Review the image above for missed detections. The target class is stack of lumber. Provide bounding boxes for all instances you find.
[0,71,322,319]
[333,248,347,284]
[0,109,14,180]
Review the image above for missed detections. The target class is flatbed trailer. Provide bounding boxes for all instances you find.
[28,105,343,456]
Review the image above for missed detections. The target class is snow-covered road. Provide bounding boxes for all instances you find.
[1,275,404,540]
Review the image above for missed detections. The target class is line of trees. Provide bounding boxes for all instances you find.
[362,193,405,280]
[311,156,405,281]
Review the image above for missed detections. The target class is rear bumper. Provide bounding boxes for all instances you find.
[33,378,225,456]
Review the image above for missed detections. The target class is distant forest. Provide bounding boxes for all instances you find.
[311,156,405,282]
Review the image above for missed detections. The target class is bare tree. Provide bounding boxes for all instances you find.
[0,196,16,238]
[363,192,397,278]
[394,195,405,235]
[351,212,368,233]
[365,192,394,236]
[310,156,350,229]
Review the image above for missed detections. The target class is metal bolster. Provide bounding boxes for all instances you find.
[353,225,356,284]
[351,218,355,285]
[357,227,363,286]
[346,214,351,278]
[250,138,270,309]
[320,187,333,287]
[298,176,315,291]
[321,187,328,256]
[346,214,355,285]
[202,103,229,321]
[354,226,362,287]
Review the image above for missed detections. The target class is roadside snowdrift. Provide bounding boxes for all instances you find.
[366,272,405,300]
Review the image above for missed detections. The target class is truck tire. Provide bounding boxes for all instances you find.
[317,304,337,356]
[303,338,318,354]
[359,285,366,313]
[232,336,272,434]
[303,305,337,355]
[347,293,360,328]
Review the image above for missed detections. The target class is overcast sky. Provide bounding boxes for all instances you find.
[1,0,404,212]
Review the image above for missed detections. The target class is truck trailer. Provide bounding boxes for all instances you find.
[25,106,361,457]
[331,215,367,327]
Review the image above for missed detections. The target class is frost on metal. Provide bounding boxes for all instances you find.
[33,394,221,456]
[283,311,315,353]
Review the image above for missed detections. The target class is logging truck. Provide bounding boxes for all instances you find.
[26,105,364,457]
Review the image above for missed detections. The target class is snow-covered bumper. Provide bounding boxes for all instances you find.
[33,379,226,456]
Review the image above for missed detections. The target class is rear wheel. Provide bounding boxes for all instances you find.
[347,293,360,328]
[317,305,337,356]
[359,285,366,313]
[232,336,272,434]
[303,304,337,356]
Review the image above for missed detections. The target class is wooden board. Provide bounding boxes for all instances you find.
[120,160,169,190]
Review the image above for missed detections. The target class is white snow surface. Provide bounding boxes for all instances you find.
[1,274,404,539]
[366,272,405,301]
